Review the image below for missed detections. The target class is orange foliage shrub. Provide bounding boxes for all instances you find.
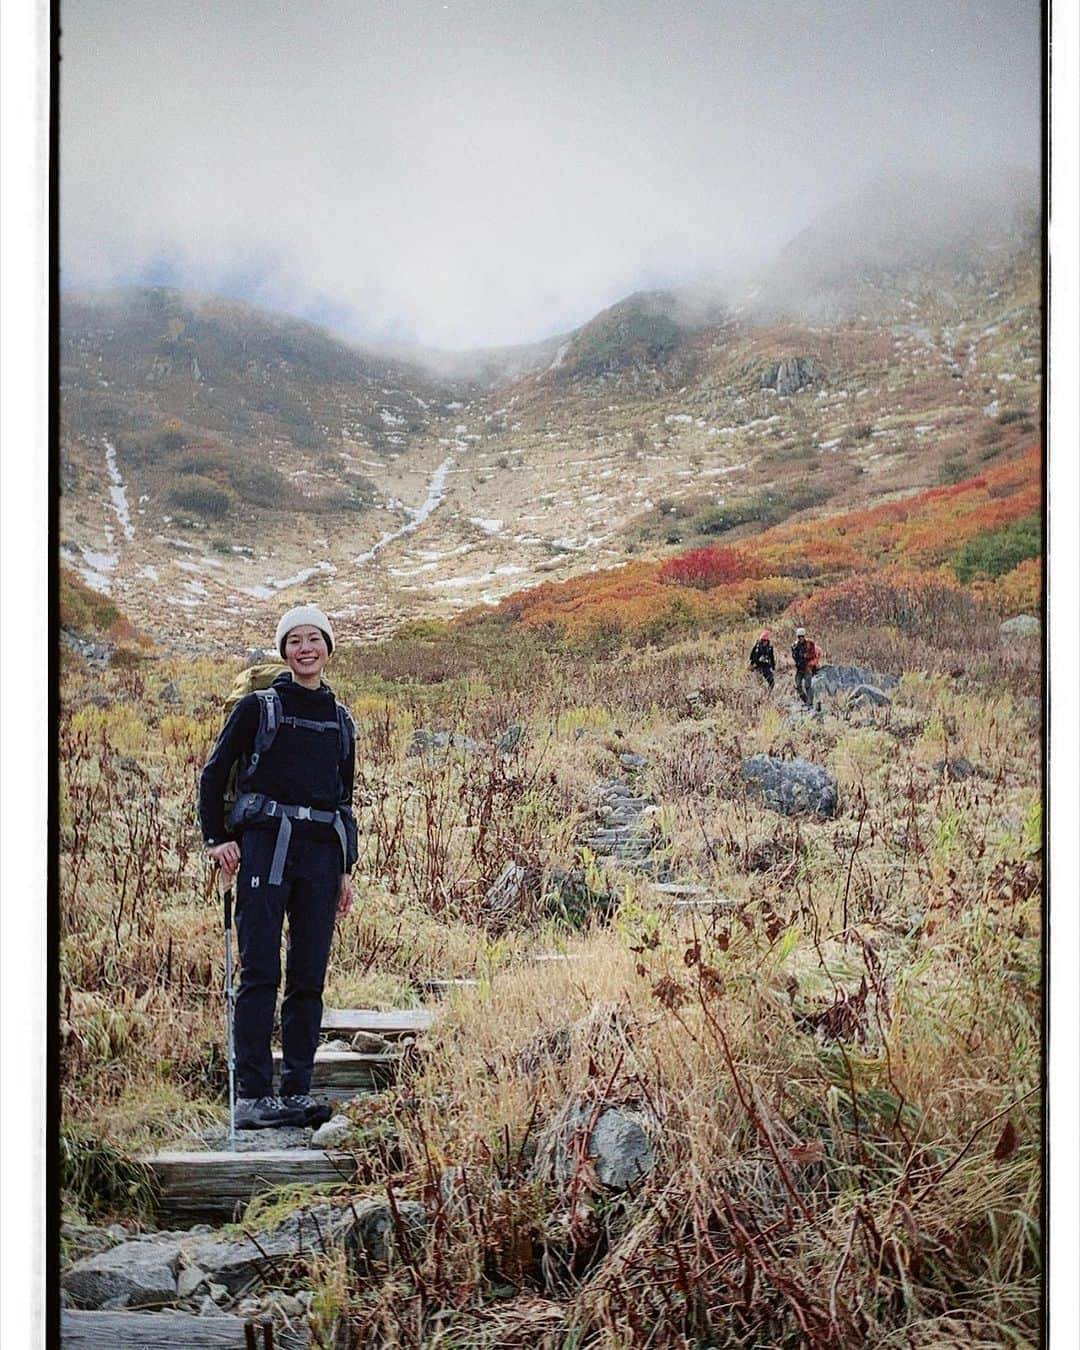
[454,445,1041,647]
[658,545,751,589]
[787,567,980,635]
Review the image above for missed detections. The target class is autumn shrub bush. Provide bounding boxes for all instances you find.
[788,566,980,636]
[658,544,751,589]
[951,513,1042,582]
[166,473,235,518]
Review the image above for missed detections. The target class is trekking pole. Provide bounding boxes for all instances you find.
[222,878,238,1149]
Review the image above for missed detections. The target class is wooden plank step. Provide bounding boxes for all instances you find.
[146,1149,356,1225]
[320,1007,433,1038]
[62,1309,309,1348]
[272,1049,399,1091]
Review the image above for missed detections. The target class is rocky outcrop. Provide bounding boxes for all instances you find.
[760,356,819,395]
[741,755,838,818]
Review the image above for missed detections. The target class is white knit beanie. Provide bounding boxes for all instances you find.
[275,604,335,657]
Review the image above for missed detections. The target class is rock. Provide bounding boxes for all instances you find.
[158,680,181,705]
[207,1282,228,1304]
[1000,614,1040,637]
[934,757,979,781]
[741,755,838,818]
[310,1114,353,1148]
[590,1109,656,1190]
[481,860,538,930]
[618,752,648,770]
[61,1220,120,1267]
[846,684,891,709]
[350,1029,391,1054]
[760,356,819,395]
[321,1038,353,1053]
[197,1294,221,1315]
[62,1239,182,1309]
[813,665,899,697]
[177,1264,207,1299]
[245,647,270,665]
[353,1195,428,1264]
[496,724,524,755]
[408,728,484,757]
[533,1103,656,1193]
[184,1204,355,1294]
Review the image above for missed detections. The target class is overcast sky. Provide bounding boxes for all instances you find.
[60,0,1041,349]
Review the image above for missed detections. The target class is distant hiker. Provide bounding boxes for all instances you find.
[749,629,776,689]
[791,626,821,706]
[199,605,357,1130]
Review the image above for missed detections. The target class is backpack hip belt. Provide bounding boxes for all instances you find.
[230,791,348,885]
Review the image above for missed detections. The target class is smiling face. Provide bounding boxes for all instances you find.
[283,624,329,686]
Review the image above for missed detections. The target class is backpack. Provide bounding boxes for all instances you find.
[805,640,821,674]
[221,663,353,818]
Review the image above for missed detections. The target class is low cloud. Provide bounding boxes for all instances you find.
[60,0,1041,348]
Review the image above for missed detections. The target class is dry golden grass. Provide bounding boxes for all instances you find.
[59,618,1041,1345]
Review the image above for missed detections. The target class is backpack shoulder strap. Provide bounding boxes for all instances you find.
[335,702,354,764]
[244,688,282,780]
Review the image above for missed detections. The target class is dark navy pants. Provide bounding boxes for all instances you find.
[233,828,340,1098]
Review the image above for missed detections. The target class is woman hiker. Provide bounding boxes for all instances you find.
[749,629,776,689]
[199,605,358,1130]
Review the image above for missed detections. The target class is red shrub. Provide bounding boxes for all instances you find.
[659,545,750,590]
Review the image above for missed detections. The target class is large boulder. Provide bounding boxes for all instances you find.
[61,1238,182,1309]
[741,755,838,818]
[812,664,899,698]
[1000,614,1040,638]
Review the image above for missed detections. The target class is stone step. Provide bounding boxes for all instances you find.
[273,1048,398,1093]
[145,1149,357,1225]
[651,882,711,897]
[320,1007,433,1039]
[61,1309,309,1348]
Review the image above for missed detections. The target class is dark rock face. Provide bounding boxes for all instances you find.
[760,356,819,395]
[741,755,838,818]
[813,665,899,698]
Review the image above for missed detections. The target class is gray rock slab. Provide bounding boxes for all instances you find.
[62,1239,182,1310]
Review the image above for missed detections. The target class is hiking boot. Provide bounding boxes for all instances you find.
[280,1093,333,1127]
[235,1096,307,1130]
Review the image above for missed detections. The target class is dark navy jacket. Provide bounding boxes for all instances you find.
[199,672,358,870]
